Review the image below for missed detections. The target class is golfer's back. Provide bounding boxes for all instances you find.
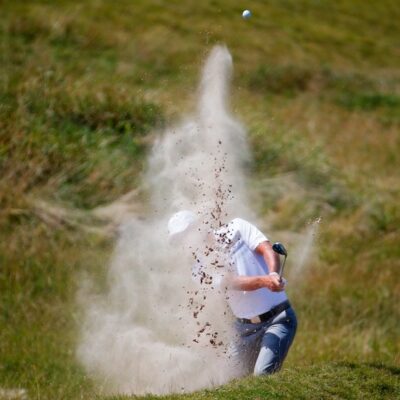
[215,218,288,319]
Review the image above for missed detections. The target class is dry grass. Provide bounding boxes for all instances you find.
[1,1,399,399]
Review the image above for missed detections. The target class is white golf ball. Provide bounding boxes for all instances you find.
[242,9,252,19]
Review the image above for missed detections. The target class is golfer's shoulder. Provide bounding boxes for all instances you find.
[230,218,265,239]
[217,218,244,237]
[228,218,259,235]
[227,217,242,229]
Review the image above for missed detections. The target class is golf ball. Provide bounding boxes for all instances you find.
[242,9,252,19]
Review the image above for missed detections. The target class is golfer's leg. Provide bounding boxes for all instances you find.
[233,320,265,375]
[253,308,297,376]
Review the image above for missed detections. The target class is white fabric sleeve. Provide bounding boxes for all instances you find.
[235,218,269,251]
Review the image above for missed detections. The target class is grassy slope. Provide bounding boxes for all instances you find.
[112,363,399,400]
[0,0,399,399]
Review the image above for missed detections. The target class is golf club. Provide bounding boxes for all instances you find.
[272,242,288,279]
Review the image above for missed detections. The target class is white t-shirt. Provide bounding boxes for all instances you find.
[213,218,287,319]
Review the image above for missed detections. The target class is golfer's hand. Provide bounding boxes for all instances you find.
[265,274,285,292]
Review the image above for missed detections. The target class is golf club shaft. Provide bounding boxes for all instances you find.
[279,256,287,279]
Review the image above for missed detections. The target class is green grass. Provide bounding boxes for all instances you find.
[104,363,399,400]
[1,0,399,399]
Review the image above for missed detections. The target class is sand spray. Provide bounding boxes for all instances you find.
[77,46,253,395]
[77,45,320,395]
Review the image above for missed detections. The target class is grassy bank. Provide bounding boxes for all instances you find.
[112,363,399,400]
[1,0,399,399]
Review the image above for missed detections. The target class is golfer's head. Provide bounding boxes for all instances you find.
[168,210,199,246]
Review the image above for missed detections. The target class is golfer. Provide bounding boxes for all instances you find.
[168,210,297,376]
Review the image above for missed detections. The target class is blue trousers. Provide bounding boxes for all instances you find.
[233,307,297,375]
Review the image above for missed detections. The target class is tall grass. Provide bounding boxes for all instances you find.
[0,0,399,399]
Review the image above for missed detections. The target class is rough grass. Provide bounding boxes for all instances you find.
[100,363,400,400]
[1,0,399,399]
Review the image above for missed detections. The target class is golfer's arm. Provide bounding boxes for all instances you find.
[227,275,271,291]
[255,241,280,274]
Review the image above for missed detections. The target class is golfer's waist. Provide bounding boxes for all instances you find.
[237,300,291,324]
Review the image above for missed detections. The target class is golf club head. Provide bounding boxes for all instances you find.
[272,242,288,257]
